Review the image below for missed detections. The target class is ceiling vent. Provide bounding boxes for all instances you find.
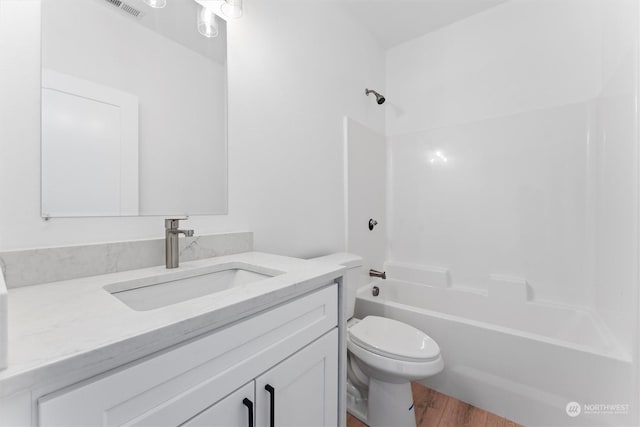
[102,0,144,19]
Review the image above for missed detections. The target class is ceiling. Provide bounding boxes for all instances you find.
[343,0,508,49]
[94,0,227,63]
[95,0,505,60]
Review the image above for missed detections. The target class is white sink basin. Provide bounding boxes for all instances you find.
[105,265,277,311]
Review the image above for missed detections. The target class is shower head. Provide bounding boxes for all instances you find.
[365,88,385,105]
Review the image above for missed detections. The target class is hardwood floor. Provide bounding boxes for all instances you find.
[346,383,524,427]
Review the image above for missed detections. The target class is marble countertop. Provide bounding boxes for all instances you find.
[0,252,343,398]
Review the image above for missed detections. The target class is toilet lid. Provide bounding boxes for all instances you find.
[348,316,440,362]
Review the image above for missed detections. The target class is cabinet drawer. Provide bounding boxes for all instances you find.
[38,284,337,427]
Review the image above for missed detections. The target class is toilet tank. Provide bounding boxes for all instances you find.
[309,253,364,319]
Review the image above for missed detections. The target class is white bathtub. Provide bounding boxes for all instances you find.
[354,279,637,427]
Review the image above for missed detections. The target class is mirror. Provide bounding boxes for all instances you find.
[41,0,227,217]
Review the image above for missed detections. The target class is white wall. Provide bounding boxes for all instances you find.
[0,0,385,256]
[386,0,602,306]
[345,118,386,273]
[225,0,385,257]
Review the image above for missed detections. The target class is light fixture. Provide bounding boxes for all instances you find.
[220,0,242,19]
[143,0,166,8]
[198,5,219,38]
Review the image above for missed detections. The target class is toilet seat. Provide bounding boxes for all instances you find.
[348,316,440,362]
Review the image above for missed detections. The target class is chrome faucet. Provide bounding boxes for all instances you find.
[369,269,386,279]
[165,218,194,269]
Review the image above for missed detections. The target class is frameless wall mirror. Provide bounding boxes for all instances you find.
[41,0,227,217]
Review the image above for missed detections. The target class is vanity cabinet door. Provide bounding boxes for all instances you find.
[181,382,255,427]
[255,329,338,427]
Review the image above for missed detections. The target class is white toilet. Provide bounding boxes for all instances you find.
[311,253,444,427]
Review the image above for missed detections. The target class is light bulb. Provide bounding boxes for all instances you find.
[220,0,242,19]
[143,0,166,8]
[198,6,219,38]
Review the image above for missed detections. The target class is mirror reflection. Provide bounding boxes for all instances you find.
[41,0,227,217]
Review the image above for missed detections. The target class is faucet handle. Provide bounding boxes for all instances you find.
[165,217,189,229]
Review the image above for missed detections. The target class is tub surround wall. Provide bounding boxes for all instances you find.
[384,262,534,303]
[386,0,638,355]
[384,261,452,289]
[592,0,639,358]
[486,275,532,304]
[0,232,252,289]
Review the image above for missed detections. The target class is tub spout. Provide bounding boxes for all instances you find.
[369,269,386,279]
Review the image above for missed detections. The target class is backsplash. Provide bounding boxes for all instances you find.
[0,232,252,289]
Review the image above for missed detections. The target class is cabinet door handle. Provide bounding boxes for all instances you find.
[242,398,254,427]
[265,384,275,427]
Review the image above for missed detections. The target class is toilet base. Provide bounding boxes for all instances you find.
[346,374,369,422]
[368,378,416,427]
[347,377,416,427]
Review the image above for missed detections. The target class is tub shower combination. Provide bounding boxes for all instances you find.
[354,264,634,427]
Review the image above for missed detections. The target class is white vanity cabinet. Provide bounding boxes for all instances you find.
[185,330,337,427]
[37,284,338,427]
